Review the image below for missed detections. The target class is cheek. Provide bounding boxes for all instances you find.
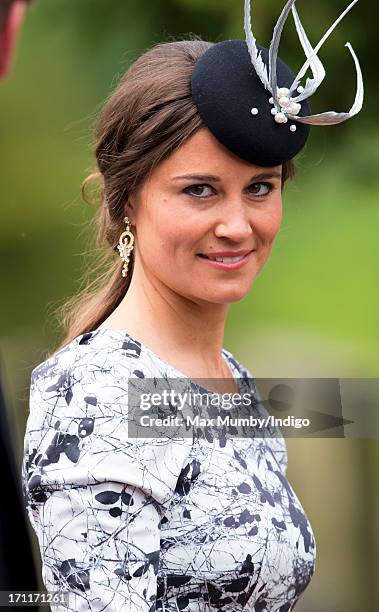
[269,208,283,238]
[253,199,282,269]
[257,198,283,243]
[135,199,195,270]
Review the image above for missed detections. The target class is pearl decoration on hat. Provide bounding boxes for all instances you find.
[288,102,301,115]
[265,85,303,128]
[278,95,291,108]
[274,112,288,124]
[261,86,303,130]
[251,107,259,115]
[277,87,290,96]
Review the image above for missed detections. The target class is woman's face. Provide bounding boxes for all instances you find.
[128,128,283,305]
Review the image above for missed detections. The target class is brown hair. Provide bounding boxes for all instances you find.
[51,39,295,354]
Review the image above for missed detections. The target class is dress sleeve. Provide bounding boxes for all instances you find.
[22,361,193,611]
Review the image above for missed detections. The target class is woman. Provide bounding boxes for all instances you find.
[22,1,363,610]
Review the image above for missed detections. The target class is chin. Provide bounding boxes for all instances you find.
[176,278,256,305]
[202,286,252,305]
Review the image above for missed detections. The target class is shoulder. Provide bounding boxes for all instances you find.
[31,329,153,388]
[30,329,172,401]
[27,329,176,437]
[25,329,193,506]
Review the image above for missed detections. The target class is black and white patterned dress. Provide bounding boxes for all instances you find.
[22,328,316,611]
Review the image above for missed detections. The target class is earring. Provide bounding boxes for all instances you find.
[117,216,135,277]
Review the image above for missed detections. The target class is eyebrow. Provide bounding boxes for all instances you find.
[172,172,283,182]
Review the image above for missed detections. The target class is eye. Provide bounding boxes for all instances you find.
[183,184,214,198]
[247,182,273,197]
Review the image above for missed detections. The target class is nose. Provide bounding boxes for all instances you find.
[213,201,254,242]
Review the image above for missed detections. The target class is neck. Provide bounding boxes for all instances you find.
[105,258,230,375]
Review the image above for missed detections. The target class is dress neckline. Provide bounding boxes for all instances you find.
[87,327,243,395]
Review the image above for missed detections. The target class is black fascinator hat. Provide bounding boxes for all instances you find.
[191,0,364,167]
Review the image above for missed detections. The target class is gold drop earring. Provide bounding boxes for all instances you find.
[117,216,135,277]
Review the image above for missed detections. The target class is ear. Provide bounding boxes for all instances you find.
[0,1,27,79]
[124,195,138,227]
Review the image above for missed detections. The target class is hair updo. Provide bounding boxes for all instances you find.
[52,39,295,354]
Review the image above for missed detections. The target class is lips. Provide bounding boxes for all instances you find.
[199,254,246,263]
[198,249,253,262]
[197,250,254,270]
